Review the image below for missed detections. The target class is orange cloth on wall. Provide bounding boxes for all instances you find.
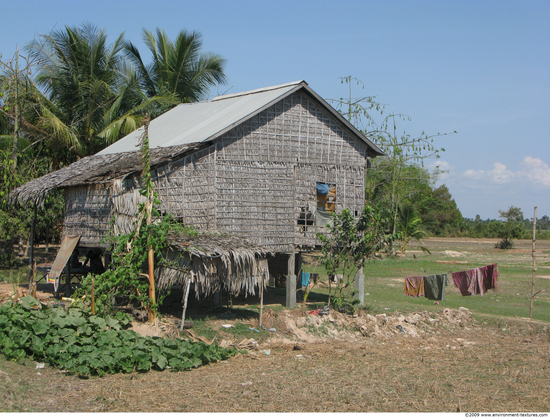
[317,187,336,212]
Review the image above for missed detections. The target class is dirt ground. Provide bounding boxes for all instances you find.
[2,300,550,412]
[1,239,550,412]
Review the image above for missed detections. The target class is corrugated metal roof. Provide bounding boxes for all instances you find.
[98,81,304,155]
[98,80,384,156]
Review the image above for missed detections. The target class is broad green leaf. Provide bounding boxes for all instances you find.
[20,295,41,310]
[89,316,107,329]
[32,321,50,336]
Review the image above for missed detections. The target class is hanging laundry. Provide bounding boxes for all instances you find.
[451,264,499,296]
[301,272,310,287]
[451,268,482,296]
[404,276,425,297]
[451,270,469,296]
[424,274,450,301]
[480,263,499,291]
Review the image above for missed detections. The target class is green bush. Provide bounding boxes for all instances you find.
[0,297,238,376]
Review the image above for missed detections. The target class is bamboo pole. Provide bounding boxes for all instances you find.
[148,245,156,323]
[530,207,537,319]
[139,114,156,324]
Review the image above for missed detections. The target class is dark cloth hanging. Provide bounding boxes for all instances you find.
[424,274,450,301]
[451,270,471,296]
[480,263,499,292]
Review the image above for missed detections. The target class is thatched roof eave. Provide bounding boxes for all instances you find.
[9,143,202,208]
[156,232,272,296]
[165,232,272,259]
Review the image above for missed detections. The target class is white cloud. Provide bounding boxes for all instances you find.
[458,161,538,186]
[521,157,550,187]
[428,156,550,219]
[490,162,515,184]
[462,168,486,181]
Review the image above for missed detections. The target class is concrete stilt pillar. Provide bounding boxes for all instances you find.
[355,266,365,306]
[285,251,296,308]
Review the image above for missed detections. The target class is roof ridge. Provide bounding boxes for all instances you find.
[211,80,305,102]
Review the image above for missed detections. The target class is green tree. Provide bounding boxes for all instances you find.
[124,28,227,109]
[498,206,524,222]
[26,24,143,161]
[409,183,464,236]
[1,49,64,264]
[317,205,397,313]
[495,206,526,249]
[329,76,455,238]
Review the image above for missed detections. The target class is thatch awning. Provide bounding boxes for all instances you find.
[9,143,201,207]
[157,232,272,297]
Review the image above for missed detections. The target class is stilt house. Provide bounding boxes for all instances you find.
[11,81,383,305]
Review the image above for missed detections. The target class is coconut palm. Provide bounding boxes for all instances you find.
[124,28,227,108]
[26,24,143,159]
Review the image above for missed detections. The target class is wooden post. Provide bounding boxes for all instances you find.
[530,207,537,319]
[180,279,191,331]
[141,114,156,324]
[104,251,112,270]
[65,262,71,297]
[27,204,37,290]
[31,261,37,298]
[259,271,265,327]
[91,275,95,315]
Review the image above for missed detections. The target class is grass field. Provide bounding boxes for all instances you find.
[1,237,550,412]
[300,237,550,323]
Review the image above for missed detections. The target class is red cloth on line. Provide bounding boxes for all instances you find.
[480,263,499,292]
[452,268,482,296]
[451,270,469,295]
[452,264,499,296]
[404,276,425,297]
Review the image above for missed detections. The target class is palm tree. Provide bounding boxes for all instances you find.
[27,24,143,160]
[397,204,430,254]
[124,28,227,109]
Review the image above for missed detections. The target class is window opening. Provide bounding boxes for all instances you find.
[316,182,336,212]
[315,182,336,228]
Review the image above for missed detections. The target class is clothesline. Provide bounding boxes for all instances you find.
[404,263,499,300]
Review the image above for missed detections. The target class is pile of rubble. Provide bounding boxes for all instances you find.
[261,307,475,343]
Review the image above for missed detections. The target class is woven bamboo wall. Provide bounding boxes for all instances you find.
[212,91,367,252]
[215,160,295,249]
[63,184,112,247]
[154,146,216,229]
[216,91,368,165]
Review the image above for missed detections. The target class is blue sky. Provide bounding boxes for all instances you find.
[2,0,549,220]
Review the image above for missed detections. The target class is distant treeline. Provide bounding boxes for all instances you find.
[365,160,549,240]
[456,216,550,240]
